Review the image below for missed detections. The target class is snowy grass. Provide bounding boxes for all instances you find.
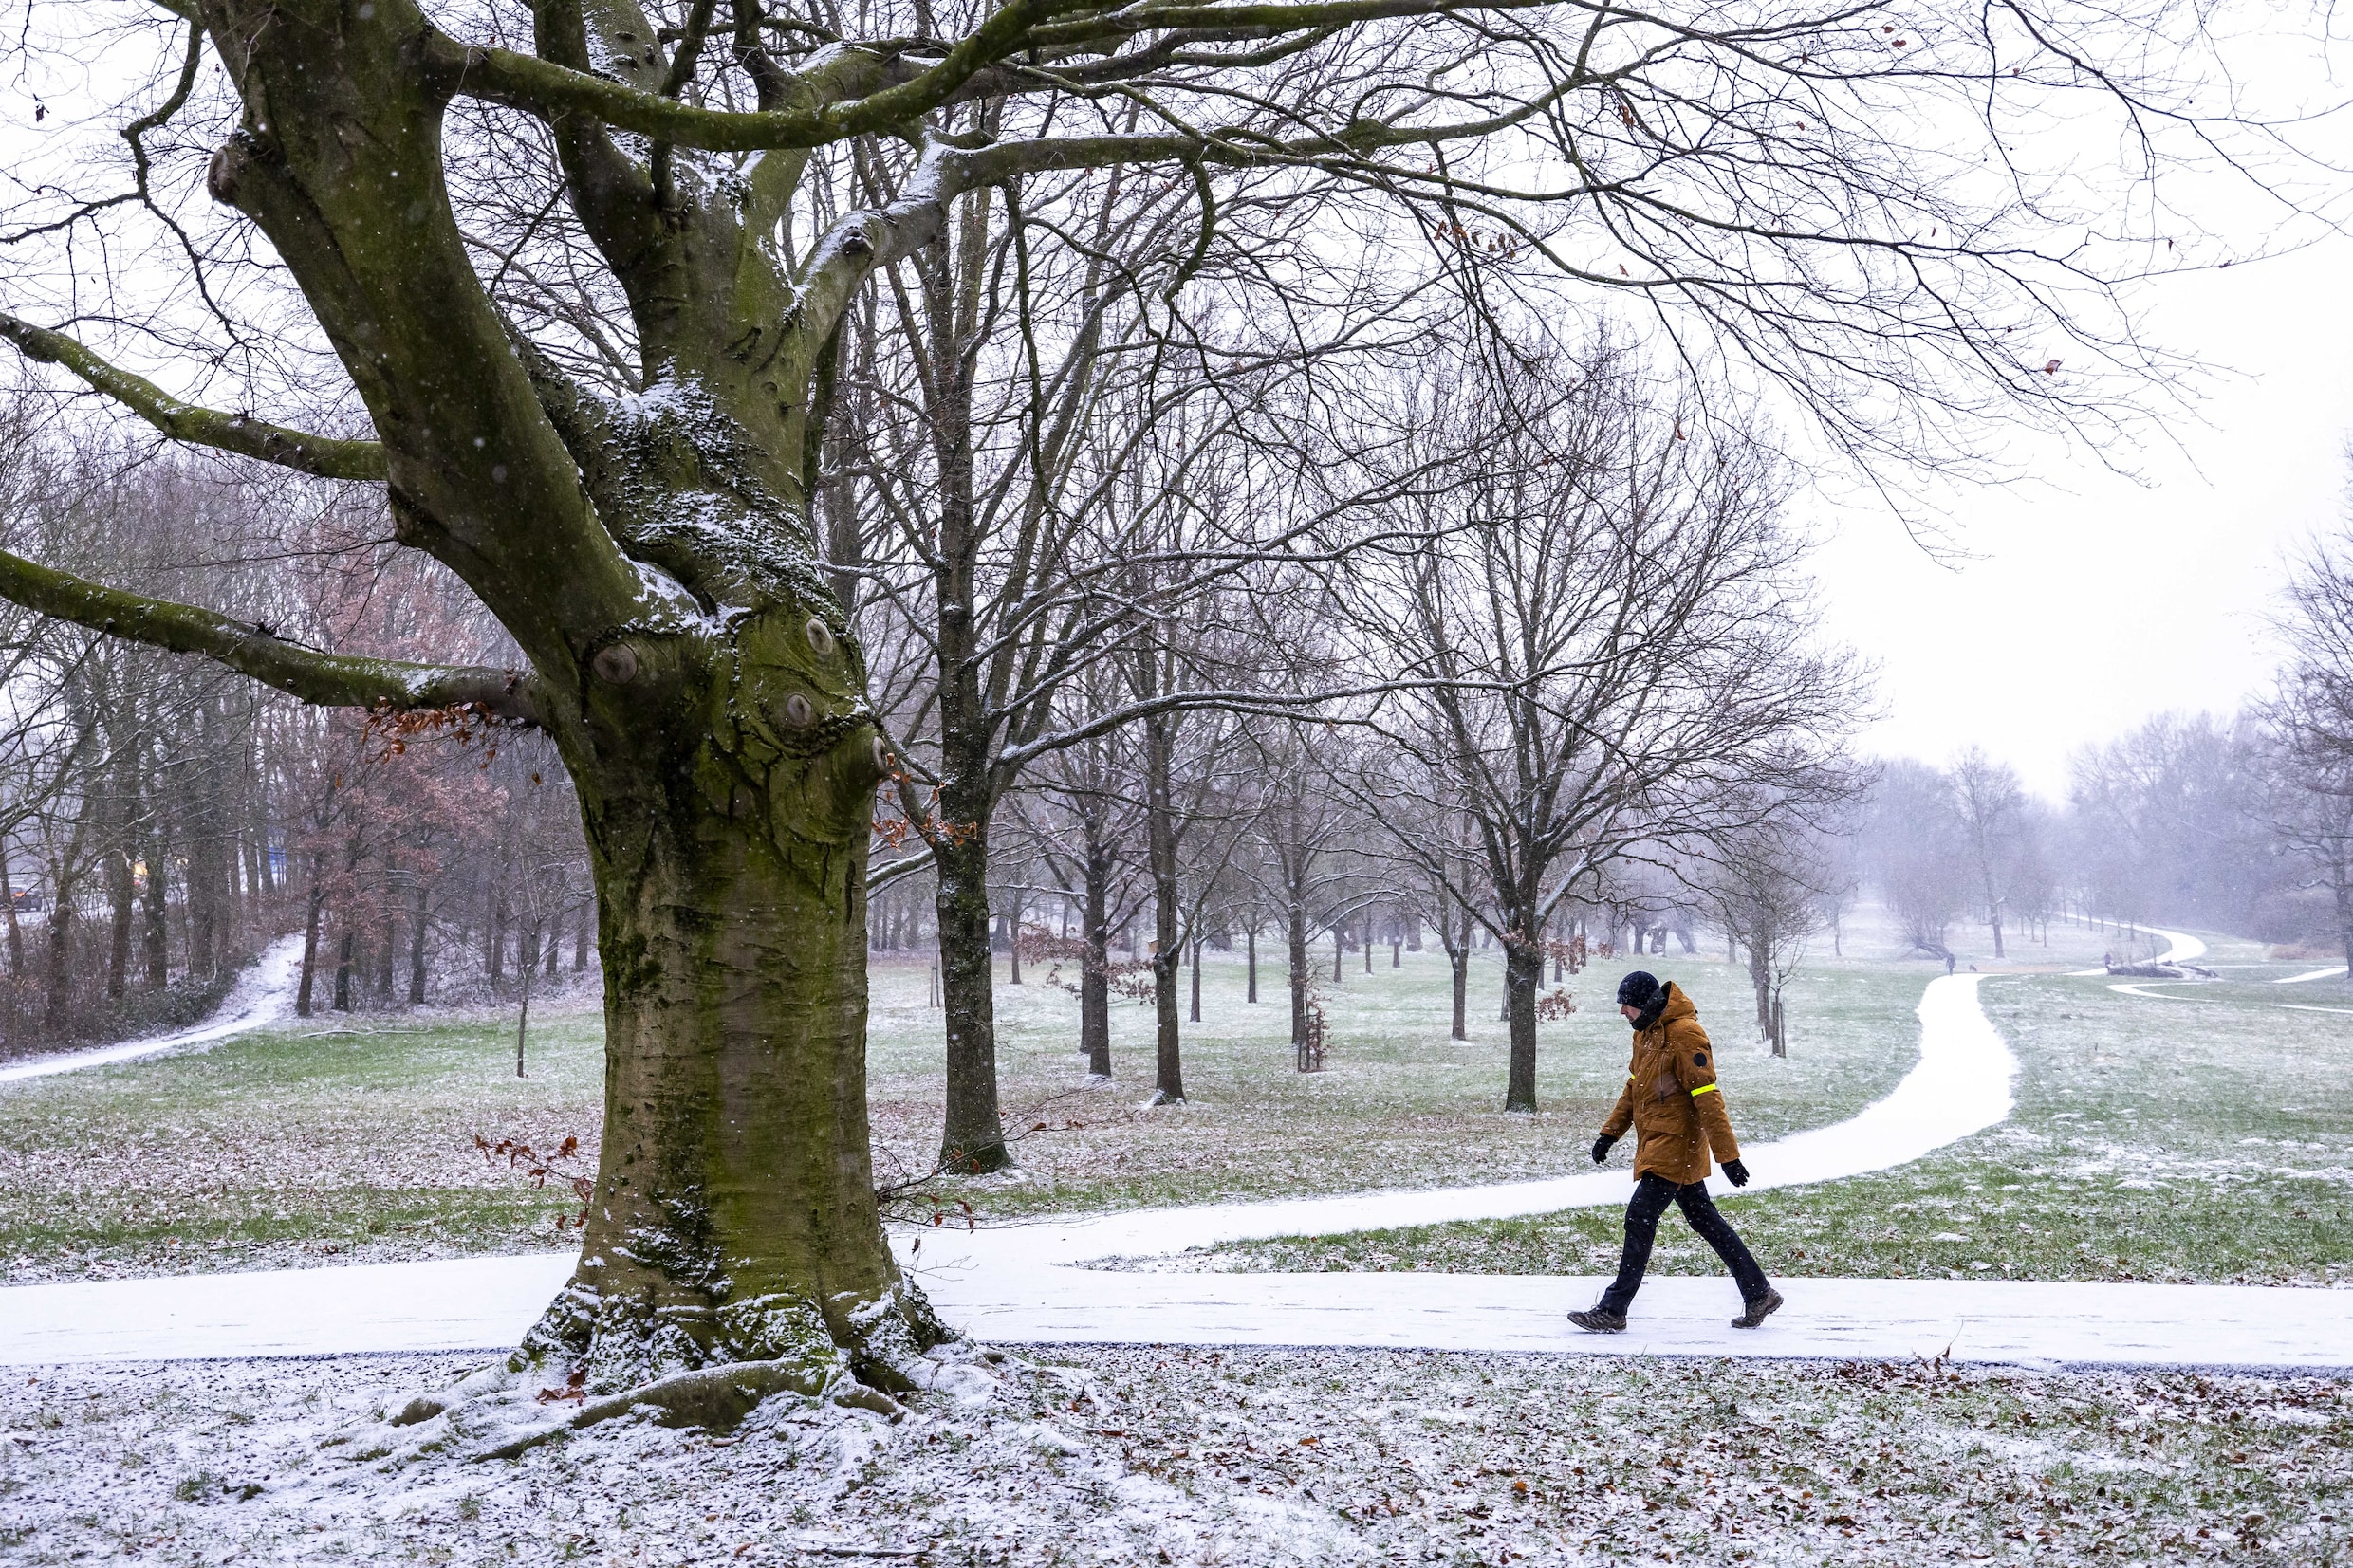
[0,930,1946,1280]
[2,1343,2344,1565]
[1189,927,2353,1289]
[0,906,2214,1283]
[0,1007,608,1282]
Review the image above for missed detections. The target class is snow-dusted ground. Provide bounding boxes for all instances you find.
[12,1345,2344,1568]
[0,933,304,1085]
[12,968,2351,1374]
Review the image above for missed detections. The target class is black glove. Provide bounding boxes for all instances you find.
[1722,1159,1750,1188]
[1590,1134,1617,1165]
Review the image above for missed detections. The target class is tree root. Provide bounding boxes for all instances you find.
[472,1359,902,1461]
[341,1280,953,1467]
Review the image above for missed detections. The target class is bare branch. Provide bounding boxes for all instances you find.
[0,315,388,482]
[0,545,538,722]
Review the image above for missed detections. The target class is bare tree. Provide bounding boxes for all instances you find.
[1697,803,1847,1050]
[1347,343,1862,1111]
[2264,526,2353,971]
[1950,746,2031,958]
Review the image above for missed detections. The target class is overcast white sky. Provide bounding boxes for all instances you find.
[1811,229,2353,800]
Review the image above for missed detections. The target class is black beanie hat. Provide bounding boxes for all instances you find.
[1616,970,1661,1009]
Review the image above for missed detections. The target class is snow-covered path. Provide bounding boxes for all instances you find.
[0,933,305,1086]
[6,964,2349,1375]
[5,1250,2346,1374]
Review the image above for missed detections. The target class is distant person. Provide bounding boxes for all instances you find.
[1568,971,1782,1334]
[1945,953,1956,975]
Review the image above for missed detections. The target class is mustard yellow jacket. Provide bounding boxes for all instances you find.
[1598,983,1741,1185]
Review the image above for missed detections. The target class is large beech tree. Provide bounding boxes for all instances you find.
[0,0,2230,1396]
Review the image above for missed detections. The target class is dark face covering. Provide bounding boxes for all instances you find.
[1629,987,1670,1033]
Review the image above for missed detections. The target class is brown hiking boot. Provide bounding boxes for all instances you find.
[1566,1307,1627,1333]
[1731,1288,1785,1329]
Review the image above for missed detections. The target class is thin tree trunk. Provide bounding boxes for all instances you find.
[0,850,24,980]
[42,890,75,1037]
[408,876,431,1005]
[515,935,533,1077]
[139,813,169,987]
[1451,943,1470,1042]
[1081,841,1111,1078]
[334,926,356,1011]
[1504,932,1543,1113]
[1007,888,1022,987]
[1749,935,1774,1035]
[1246,924,1257,1003]
[102,725,139,1000]
[1288,901,1309,1046]
[2337,858,2353,976]
[925,196,1014,1173]
[1141,710,1185,1105]
[103,845,135,1002]
[1189,933,1201,1024]
[296,855,324,1019]
[935,826,1010,1169]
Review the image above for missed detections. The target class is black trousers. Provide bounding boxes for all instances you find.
[1597,1172,1769,1314]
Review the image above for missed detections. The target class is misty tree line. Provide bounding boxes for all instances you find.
[1852,525,2353,968]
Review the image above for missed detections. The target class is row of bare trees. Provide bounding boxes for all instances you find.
[1851,530,2353,965]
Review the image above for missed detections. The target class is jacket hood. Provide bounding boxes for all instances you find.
[1654,982,1697,1027]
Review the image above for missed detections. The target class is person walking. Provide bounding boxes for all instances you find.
[1568,971,1783,1333]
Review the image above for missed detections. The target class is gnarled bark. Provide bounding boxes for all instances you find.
[523,606,945,1387]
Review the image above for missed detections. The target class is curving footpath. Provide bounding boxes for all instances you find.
[7,968,2352,1374]
[2104,928,2353,1017]
[0,933,306,1086]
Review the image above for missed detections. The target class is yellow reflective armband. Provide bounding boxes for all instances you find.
[1690,1083,1720,1098]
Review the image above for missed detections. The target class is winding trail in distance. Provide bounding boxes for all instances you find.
[2103,927,2353,1016]
[0,932,305,1086]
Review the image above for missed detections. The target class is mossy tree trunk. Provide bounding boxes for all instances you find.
[526,615,940,1388]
